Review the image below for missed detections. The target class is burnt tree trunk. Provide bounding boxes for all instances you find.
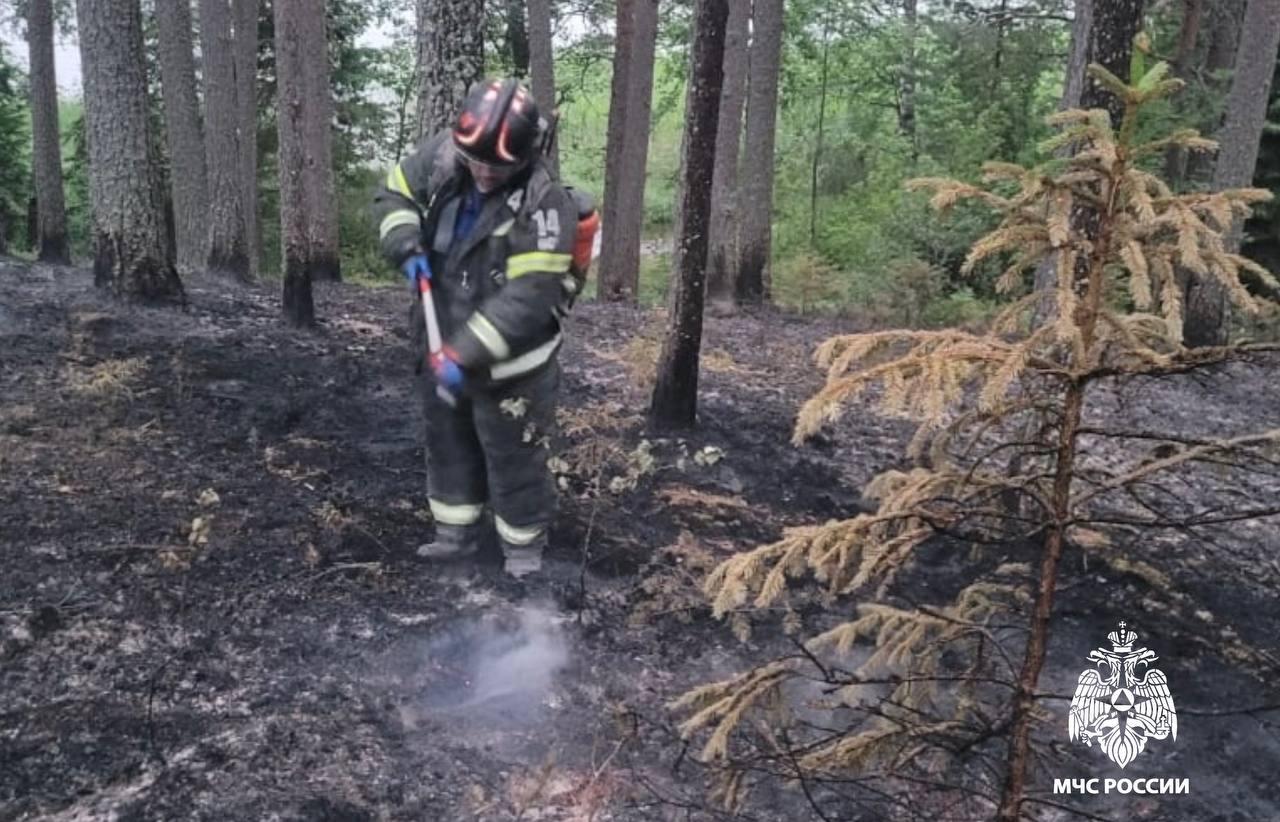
[156,0,210,274]
[737,0,784,304]
[416,0,485,137]
[235,0,261,277]
[28,0,70,264]
[1184,0,1280,347]
[649,0,728,430]
[199,0,251,280]
[275,0,338,326]
[527,0,559,174]
[76,0,184,302]
[705,0,749,311]
[599,0,659,303]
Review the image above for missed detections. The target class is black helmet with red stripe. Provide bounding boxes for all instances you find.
[452,79,542,168]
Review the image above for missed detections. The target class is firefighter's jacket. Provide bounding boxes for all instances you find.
[373,131,578,386]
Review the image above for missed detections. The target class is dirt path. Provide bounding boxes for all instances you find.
[2,260,1279,821]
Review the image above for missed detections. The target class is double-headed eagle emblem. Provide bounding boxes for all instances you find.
[1068,622,1177,768]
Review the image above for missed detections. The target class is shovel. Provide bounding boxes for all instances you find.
[417,261,458,407]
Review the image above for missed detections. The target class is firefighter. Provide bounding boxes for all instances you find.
[373,79,578,578]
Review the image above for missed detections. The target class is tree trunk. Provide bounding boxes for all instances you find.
[1243,56,1280,275]
[1033,0,1143,303]
[28,0,71,264]
[506,0,531,78]
[599,0,659,303]
[1059,0,1093,110]
[1185,0,1245,182]
[898,0,918,158]
[199,0,251,280]
[416,0,485,137]
[1184,0,1280,347]
[705,0,749,311]
[275,0,338,327]
[235,0,260,277]
[527,0,559,173]
[156,0,210,275]
[1163,0,1204,187]
[76,0,184,302]
[810,11,832,248]
[737,0,784,304]
[650,0,728,430]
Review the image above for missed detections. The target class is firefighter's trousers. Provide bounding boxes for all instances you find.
[419,361,559,551]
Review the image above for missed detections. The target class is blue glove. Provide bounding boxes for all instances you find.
[402,253,431,284]
[431,348,464,390]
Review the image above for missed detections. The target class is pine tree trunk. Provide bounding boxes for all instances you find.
[898,0,919,158]
[1185,0,1246,182]
[649,0,728,430]
[28,0,70,264]
[1059,0,1092,110]
[599,0,659,303]
[1243,57,1280,274]
[527,0,559,173]
[235,0,260,277]
[705,0,749,311]
[275,0,337,326]
[737,0,784,304]
[1163,0,1205,187]
[1033,0,1143,304]
[416,0,485,137]
[506,0,531,78]
[76,0,184,302]
[1184,0,1280,348]
[199,0,251,280]
[156,0,210,275]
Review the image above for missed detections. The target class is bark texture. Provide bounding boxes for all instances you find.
[275,0,338,327]
[898,0,919,156]
[527,0,559,173]
[235,0,260,277]
[1184,0,1280,347]
[1059,0,1093,110]
[27,0,70,264]
[737,0,784,304]
[506,0,531,77]
[1163,0,1205,186]
[599,0,659,303]
[1033,0,1143,302]
[650,0,728,430]
[1175,0,1245,183]
[199,0,251,280]
[156,0,210,274]
[705,0,749,310]
[415,0,485,137]
[76,0,184,302]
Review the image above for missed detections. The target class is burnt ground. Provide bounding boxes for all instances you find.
[2,258,1279,822]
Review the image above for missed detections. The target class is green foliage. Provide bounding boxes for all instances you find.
[0,45,29,250]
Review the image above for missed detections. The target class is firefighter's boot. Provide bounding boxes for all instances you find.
[501,533,546,578]
[417,522,485,560]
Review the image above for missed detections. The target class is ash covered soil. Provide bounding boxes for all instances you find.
[2,259,1280,822]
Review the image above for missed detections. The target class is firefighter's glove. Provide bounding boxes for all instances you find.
[402,253,431,284]
[430,348,464,390]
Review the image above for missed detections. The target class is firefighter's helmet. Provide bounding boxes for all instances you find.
[452,79,542,168]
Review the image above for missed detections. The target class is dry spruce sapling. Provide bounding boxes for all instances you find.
[671,62,1280,819]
